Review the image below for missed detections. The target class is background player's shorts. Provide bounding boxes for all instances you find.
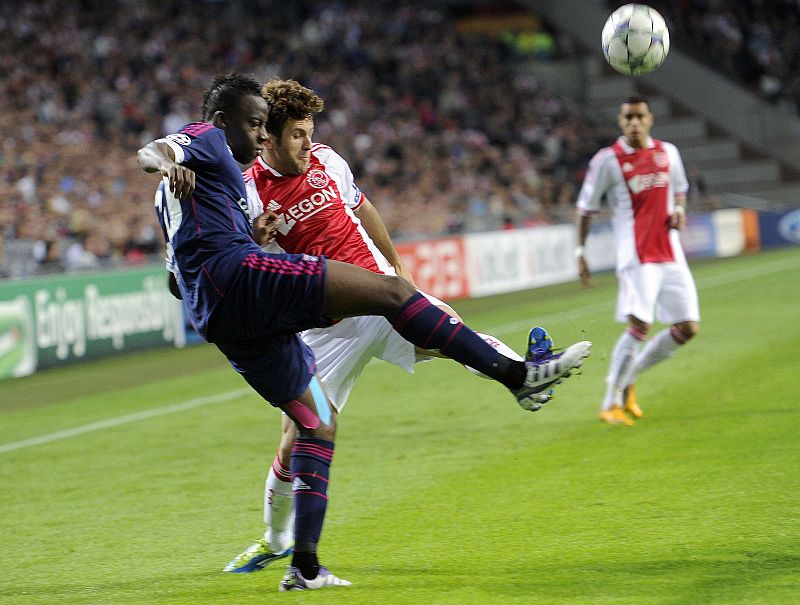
[301,291,446,411]
[616,261,700,325]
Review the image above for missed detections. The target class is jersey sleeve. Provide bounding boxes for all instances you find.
[665,143,689,195]
[155,123,227,169]
[576,147,615,215]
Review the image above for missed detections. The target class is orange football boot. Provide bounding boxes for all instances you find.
[623,384,643,418]
[599,405,634,425]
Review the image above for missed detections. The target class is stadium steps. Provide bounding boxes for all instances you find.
[717,182,800,201]
[699,160,781,188]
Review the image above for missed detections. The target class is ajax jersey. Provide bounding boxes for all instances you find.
[576,136,689,271]
[244,144,395,275]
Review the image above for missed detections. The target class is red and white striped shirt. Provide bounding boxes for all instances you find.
[577,136,689,270]
[244,143,394,275]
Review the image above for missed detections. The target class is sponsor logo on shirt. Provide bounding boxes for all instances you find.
[275,186,339,234]
[306,169,330,189]
[627,171,669,194]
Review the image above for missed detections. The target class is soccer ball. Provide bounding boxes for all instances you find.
[601,4,670,76]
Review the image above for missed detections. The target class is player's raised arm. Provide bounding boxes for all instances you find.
[354,197,415,286]
[137,140,196,199]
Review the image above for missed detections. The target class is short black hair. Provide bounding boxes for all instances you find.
[200,72,263,121]
[624,94,649,106]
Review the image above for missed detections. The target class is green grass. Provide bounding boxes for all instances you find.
[1,247,799,604]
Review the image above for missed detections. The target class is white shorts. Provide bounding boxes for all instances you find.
[300,292,446,412]
[616,262,700,325]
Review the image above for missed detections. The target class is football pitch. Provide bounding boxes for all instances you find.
[1,247,798,604]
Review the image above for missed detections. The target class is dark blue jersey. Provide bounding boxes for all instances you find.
[154,122,262,336]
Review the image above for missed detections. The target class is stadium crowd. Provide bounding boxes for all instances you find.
[0,0,622,276]
[4,0,725,278]
[644,0,800,114]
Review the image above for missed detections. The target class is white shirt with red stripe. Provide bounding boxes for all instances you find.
[244,143,395,275]
[577,136,689,271]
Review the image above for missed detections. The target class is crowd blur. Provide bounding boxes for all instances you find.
[643,0,800,114]
[1,0,697,277]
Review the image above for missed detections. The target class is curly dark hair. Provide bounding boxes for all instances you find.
[200,72,263,121]
[261,78,324,136]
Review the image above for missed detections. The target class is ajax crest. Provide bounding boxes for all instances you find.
[306,169,330,189]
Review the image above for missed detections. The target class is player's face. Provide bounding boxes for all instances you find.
[266,117,314,175]
[223,94,269,164]
[618,102,653,149]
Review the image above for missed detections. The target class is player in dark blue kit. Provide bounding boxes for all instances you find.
[139,72,591,592]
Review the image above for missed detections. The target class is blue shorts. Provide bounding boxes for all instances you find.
[207,251,332,404]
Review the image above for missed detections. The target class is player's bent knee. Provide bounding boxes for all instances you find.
[676,321,699,340]
[382,274,416,308]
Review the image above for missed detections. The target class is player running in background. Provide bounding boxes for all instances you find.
[575,95,699,425]
[140,72,590,591]
[223,78,556,574]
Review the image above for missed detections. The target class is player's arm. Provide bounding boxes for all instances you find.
[670,192,687,230]
[354,197,416,286]
[575,212,593,288]
[137,141,196,199]
[668,143,689,230]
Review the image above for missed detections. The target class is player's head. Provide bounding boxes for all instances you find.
[618,95,653,149]
[200,72,269,164]
[261,78,325,175]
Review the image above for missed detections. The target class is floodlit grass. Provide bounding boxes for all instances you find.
[1,248,799,604]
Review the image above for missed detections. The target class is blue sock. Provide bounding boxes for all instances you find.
[291,437,334,549]
[391,293,524,389]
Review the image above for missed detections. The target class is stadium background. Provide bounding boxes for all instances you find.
[1,0,798,376]
[2,2,799,604]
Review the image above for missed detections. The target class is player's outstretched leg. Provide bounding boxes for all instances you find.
[322,261,591,411]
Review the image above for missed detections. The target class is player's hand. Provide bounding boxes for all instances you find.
[394,263,417,287]
[669,206,686,230]
[252,211,281,246]
[578,255,592,288]
[162,162,196,200]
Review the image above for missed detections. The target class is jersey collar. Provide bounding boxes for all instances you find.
[256,155,285,177]
[617,135,655,153]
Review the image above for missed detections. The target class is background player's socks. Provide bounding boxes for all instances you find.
[633,326,685,375]
[391,293,524,389]
[602,327,644,410]
[264,453,294,552]
[290,437,334,579]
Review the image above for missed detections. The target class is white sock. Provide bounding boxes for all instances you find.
[602,328,644,411]
[631,326,684,377]
[263,457,294,552]
[466,332,524,379]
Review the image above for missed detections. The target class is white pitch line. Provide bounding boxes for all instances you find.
[1,252,796,455]
[0,388,251,454]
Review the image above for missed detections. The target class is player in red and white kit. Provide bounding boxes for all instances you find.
[575,96,699,425]
[224,79,562,573]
